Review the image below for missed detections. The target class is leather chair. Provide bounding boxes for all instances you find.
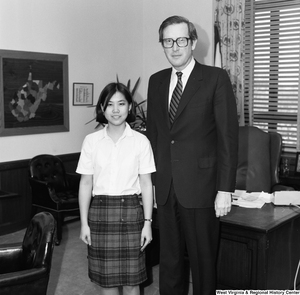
[236,126,290,193]
[29,154,80,245]
[0,212,56,295]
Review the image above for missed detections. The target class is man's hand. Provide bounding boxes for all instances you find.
[215,191,232,217]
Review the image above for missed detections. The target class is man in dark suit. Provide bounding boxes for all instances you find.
[146,16,239,295]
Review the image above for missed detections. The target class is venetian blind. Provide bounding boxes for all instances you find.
[244,0,300,151]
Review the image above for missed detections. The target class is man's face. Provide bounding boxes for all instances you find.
[162,23,197,71]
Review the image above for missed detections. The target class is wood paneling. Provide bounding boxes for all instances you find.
[0,191,24,234]
[0,153,80,235]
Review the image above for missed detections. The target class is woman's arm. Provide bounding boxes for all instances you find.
[78,174,93,245]
[139,173,154,252]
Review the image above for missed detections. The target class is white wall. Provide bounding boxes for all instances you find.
[0,0,213,162]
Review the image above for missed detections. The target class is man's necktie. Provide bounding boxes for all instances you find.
[169,72,183,124]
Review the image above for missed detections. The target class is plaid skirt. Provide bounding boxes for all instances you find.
[87,194,147,287]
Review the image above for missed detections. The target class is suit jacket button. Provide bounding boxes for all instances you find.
[171,140,175,144]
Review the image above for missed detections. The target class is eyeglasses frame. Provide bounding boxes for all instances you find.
[161,37,192,48]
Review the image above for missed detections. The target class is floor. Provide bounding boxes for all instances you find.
[0,219,193,295]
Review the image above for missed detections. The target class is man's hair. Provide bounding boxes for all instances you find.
[158,15,198,43]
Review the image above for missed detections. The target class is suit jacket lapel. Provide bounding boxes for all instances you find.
[173,62,203,124]
[158,69,172,128]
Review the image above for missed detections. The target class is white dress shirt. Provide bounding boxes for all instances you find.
[76,123,156,196]
[168,57,196,106]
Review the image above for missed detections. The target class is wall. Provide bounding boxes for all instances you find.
[0,0,214,162]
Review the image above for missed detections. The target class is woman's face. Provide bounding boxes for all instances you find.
[103,91,131,127]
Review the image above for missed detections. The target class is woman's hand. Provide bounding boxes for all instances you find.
[140,222,152,252]
[80,224,91,246]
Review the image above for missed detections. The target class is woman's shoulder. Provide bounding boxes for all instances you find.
[84,127,105,142]
[131,129,147,139]
[132,129,151,144]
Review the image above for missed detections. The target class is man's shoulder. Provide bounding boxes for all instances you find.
[150,68,171,80]
[194,61,222,73]
[192,61,228,81]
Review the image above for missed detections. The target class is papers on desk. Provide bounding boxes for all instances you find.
[273,191,300,205]
[232,190,273,208]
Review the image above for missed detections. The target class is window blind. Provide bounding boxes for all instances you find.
[244,0,300,151]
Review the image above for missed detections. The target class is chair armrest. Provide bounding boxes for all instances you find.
[29,178,60,207]
[0,242,22,249]
[66,173,80,191]
[272,183,295,192]
[0,244,23,274]
[0,267,48,287]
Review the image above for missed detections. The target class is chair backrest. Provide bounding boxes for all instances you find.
[236,126,282,193]
[22,212,56,270]
[29,154,67,191]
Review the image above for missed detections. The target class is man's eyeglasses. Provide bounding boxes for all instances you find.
[162,37,191,48]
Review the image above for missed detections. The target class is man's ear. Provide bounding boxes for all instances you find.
[191,39,198,51]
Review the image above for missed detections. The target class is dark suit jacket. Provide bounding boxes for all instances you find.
[146,61,239,208]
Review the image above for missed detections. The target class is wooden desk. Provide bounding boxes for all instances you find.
[218,203,300,289]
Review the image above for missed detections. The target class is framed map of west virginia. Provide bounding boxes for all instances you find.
[0,50,69,136]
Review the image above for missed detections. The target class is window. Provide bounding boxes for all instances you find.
[244,0,300,151]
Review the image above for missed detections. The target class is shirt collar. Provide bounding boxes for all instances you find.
[102,122,133,140]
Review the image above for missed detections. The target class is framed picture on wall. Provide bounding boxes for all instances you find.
[0,49,69,137]
[295,153,300,175]
[73,83,93,106]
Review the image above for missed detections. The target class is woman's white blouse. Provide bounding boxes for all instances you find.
[76,123,156,196]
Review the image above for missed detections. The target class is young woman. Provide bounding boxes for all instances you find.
[76,82,155,295]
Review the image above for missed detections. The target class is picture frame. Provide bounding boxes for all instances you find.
[295,152,300,175]
[73,83,93,106]
[0,49,69,137]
